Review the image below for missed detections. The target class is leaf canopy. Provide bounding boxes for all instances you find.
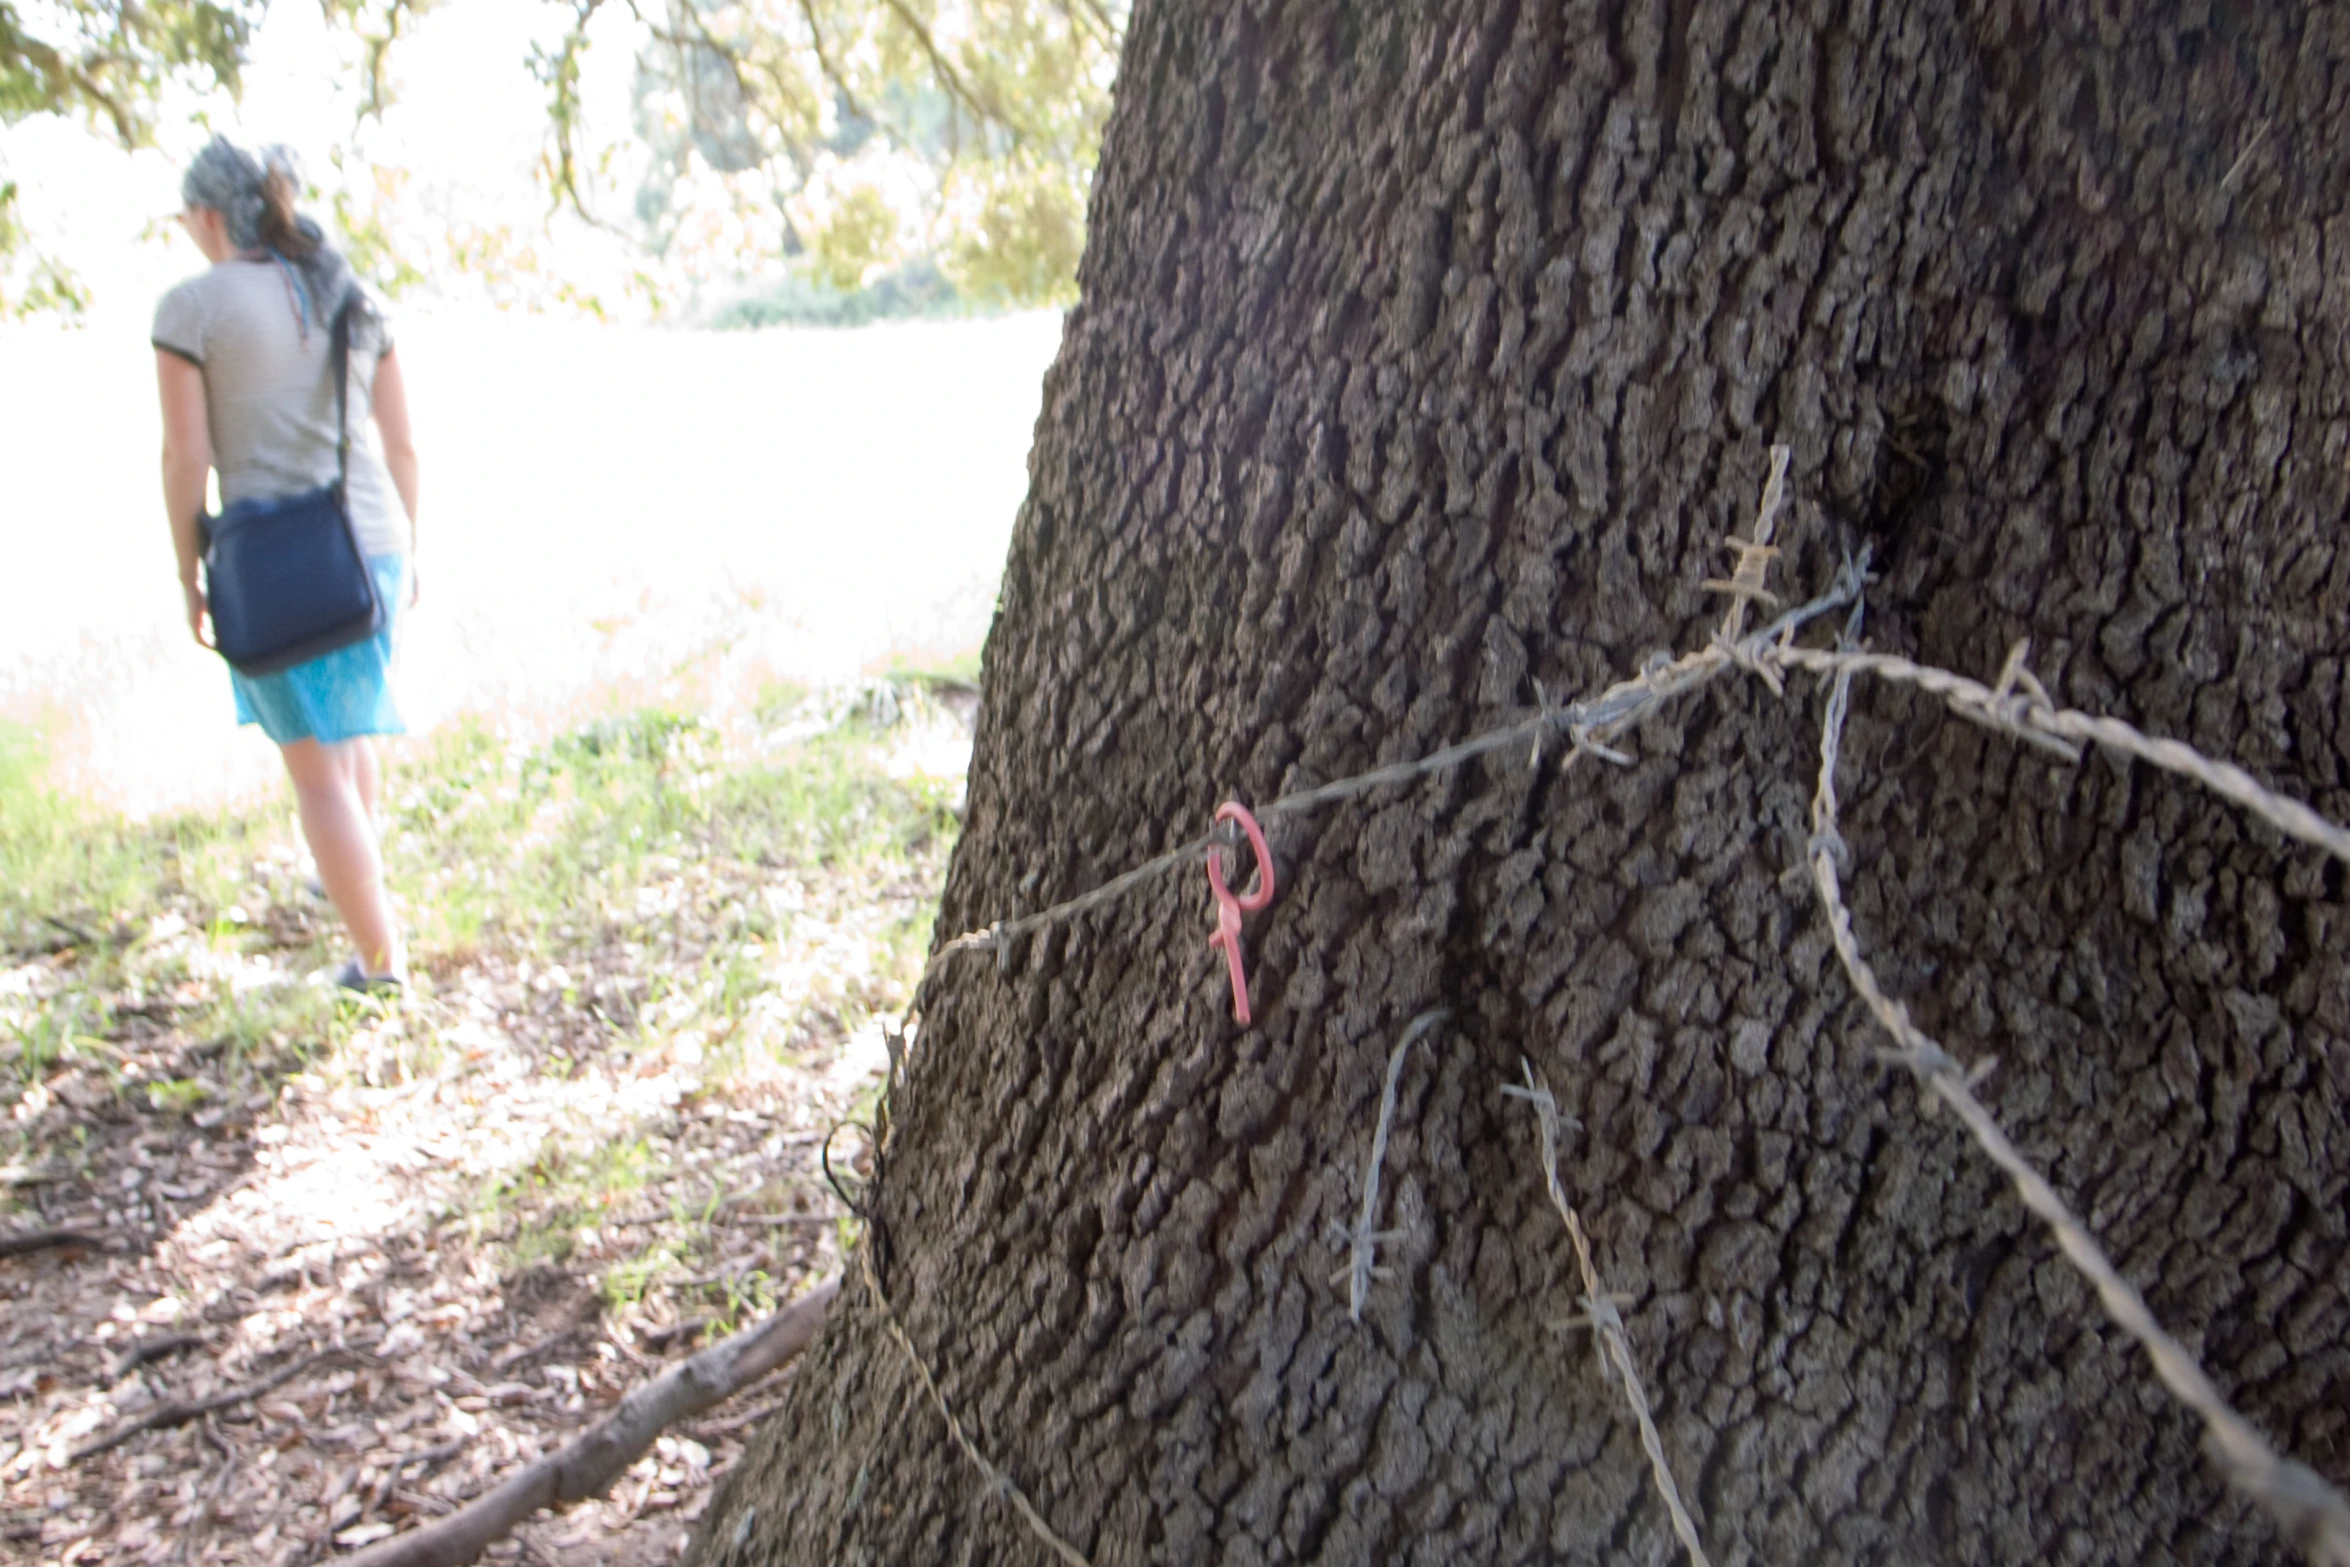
[2,0,1121,312]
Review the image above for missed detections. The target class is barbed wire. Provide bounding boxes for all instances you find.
[1505,1061,1715,1567]
[1771,640,2350,864]
[1804,633,2350,1566]
[867,445,2350,1563]
[1331,1008,1448,1323]
[856,1242,1094,1567]
[914,552,1875,994]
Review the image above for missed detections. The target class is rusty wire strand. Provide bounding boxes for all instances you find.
[1504,1062,1714,1567]
[857,1243,1093,1567]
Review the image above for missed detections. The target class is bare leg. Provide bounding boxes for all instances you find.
[281,738,404,979]
[350,737,381,826]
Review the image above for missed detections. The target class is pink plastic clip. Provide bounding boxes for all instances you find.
[1206,801,1277,1025]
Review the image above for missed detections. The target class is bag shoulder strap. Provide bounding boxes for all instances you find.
[330,300,351,493]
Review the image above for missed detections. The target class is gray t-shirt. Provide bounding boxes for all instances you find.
[152,260,409,560]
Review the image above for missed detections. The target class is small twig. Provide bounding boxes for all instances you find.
[1506,1063,1713,1567]
[1805,655,2350,1567]
[200,1414,235,1466]
[1044,0,1115,47]
[1332,1008,1447,1323]
[639,1315,717,1352]
[396,1438,469,1475]
[108,1332,204,1382]
[0,1163,60,1187]
[0,1228,106,1261]
[341,1277,838,1567]
[71,1350,348,1461]
[171,1417,239,1565]
[40,913,97,948]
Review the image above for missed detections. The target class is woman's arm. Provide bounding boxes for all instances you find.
[372,346,420,543]
[156,349,213,647]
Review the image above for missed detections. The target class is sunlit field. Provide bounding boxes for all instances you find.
[0,310,1062,816]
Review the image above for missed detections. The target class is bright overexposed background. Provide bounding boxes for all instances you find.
[0,308,1060,817]
[5,0,662,318]
[0,0,1067,820]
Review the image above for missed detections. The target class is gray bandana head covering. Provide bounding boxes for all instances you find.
[180,135,374,345]
[180,136,275,249]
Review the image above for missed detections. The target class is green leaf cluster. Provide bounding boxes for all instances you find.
[0,0,254,144]
[0,180,89,316]
[553,0,1122,305]
[1,0,252,301]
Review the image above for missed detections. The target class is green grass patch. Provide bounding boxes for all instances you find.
[875,647,982,690]
[471,1133,664,1270]
[390,699,960,965]
[3,683,962,1227]
[0,720,296,957]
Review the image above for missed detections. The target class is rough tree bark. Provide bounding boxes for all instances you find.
[695,2,2350,1562]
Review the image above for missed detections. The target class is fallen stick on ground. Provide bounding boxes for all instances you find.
[72,1350,346,1461]
[0,1228,104,1260]
[341,1275,839,1567]
[40,914,98,948]
[106,1332,205,1382]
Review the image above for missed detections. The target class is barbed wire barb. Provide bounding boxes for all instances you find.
[1773,642,2349,862]
[1334,1008,1449,1323]
[1708,444,1793,645]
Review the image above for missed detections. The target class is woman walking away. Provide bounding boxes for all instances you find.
[154,137,420,993]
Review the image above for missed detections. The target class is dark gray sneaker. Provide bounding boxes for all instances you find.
[334,959,404,996]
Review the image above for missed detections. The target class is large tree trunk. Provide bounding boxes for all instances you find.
[696,2,2350,1562]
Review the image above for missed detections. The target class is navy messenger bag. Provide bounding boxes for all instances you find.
[201,300,385,677]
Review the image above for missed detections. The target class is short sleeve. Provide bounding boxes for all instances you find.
[151,279,206,366]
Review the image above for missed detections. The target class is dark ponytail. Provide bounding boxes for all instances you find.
[257,168,318,261]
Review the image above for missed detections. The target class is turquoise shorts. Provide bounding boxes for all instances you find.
[231,553,408,746]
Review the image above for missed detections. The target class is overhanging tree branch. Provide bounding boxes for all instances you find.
[1045,0,1114,51]
[874,0,1023,146]
[531,0,607,224]
[791,0,869,127]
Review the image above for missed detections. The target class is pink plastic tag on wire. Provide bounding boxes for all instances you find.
[1206,801,1276,1025]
